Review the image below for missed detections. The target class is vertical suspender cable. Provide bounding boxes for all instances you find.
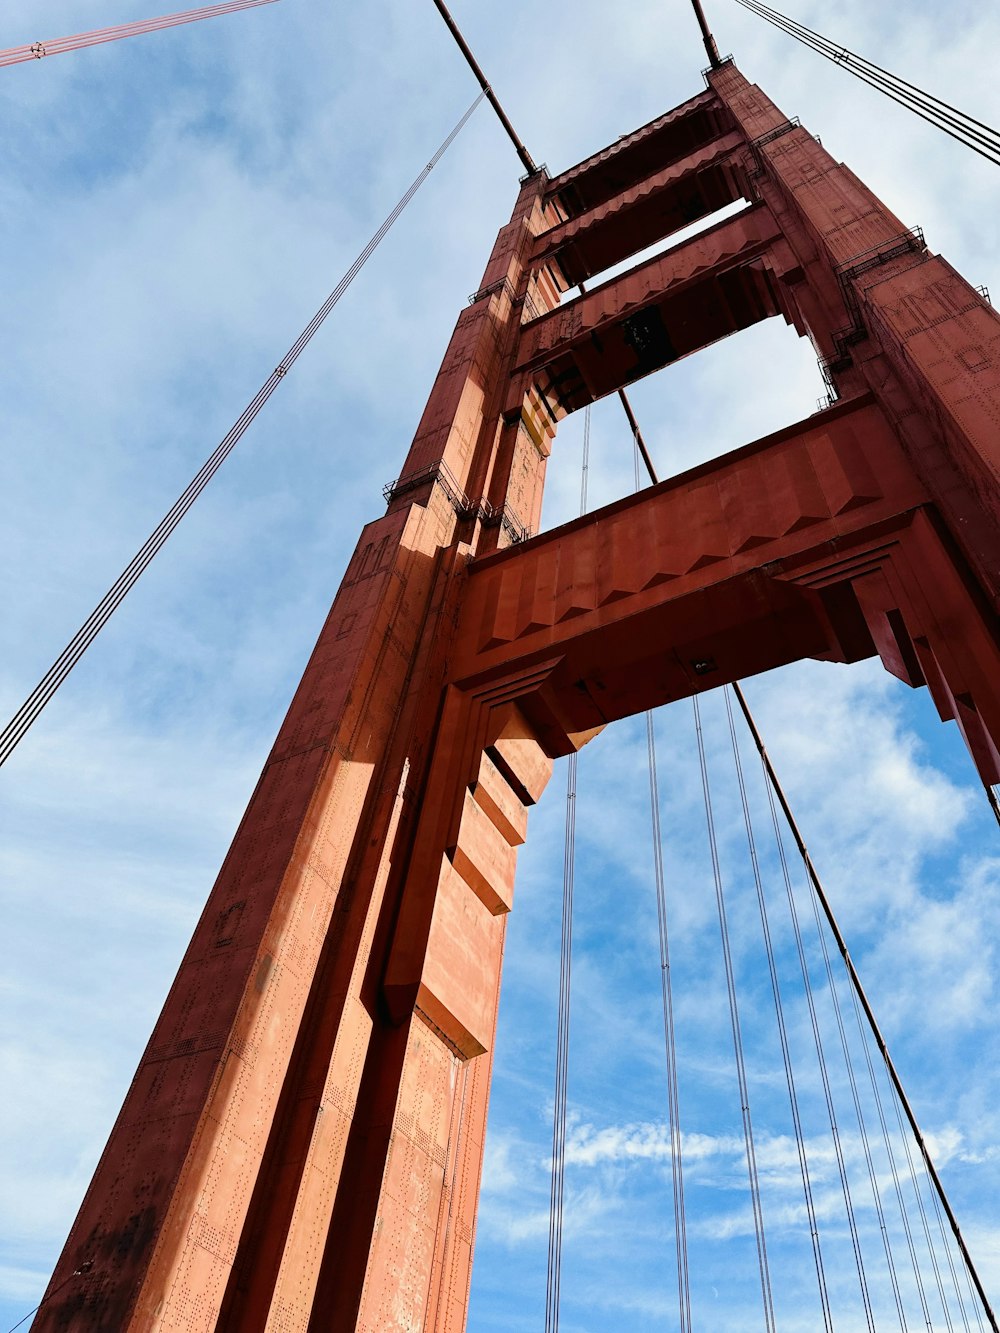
[759,733,908,1326]
[732,681,999,1333]
[759,694,967,1332]
[0,91,485,769]
[844,961,957,1329]
[845,976,937,1326]
[633,443,692,1333]
[578,405,591,518]
[693,695,776,1333]
[544,406,591,1333]
[893,1085,960,1329]
[801,833,895,1332]
[927,1159,975,1329]
[722,690,835,1332]
[646,710,693,1333]
[544,747,575,1333]
[752,685,976,1331]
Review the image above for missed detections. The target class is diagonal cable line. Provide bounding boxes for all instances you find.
[733,682,999,1333]
[733,0,1000,167]
[0,91,485,770]
[759,741,901,1327]
[1,0,279,67]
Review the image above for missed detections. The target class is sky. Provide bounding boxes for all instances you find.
[1,0,999,1329]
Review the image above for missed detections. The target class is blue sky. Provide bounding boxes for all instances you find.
[1,1,999,1329]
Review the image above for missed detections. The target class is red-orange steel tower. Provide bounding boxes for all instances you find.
[38,60,1000,1331]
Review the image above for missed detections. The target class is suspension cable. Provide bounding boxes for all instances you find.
[796,772,937,1327]
[544,405,591,1333]
[733,0,1000,168]
[544,751,574,1333]
[5,1263,93,1333]
[848,951,965,1331]
[723,689,834,1331]
[646,710,693,1331]
[0,0,278,68]
[927,1157,975,1331]
[688,0,723,68]
[693,694,776,1332]
[847,990,937,1328]
[578,403,592,518]
[799,817,894,1331]
[758,729,895,1326]
[428,8,667,491]
[732,681,999,1333]
[758,689,968,1331]
[0,91,484,771]
[429,0,536,174]
[631,442,692,1332]
[895,1083,962,1329]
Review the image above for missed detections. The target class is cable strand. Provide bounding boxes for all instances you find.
[693,694,776,1333]
[731,681,999,1333]
[733,0,1000,167]
[723,689,835,1332]
[0,91,485,770]
[0,0,279,66]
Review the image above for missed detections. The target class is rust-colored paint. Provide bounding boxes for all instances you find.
[38,61,1000,1332]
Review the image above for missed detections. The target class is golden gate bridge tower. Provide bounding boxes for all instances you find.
[19,1,1000,1329]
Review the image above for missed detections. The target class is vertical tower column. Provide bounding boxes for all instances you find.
[37,167,571,1332]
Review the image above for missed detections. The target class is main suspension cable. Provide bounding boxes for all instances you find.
[688,0,723,68]
[5,1263,93,1333]
[0,91,484,770]
[1,0,278,68]
[429,0,536,174]
[733,0,1000,168]
[430,9,665,485]
[732,682,999,1333]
